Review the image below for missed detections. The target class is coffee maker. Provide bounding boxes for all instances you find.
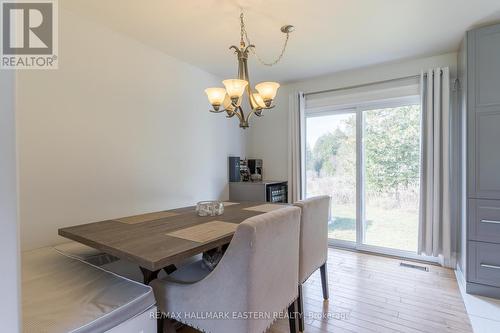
[247,159,263,182]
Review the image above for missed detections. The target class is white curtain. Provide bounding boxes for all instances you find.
[288,91,305,203]
[418,67,454,268]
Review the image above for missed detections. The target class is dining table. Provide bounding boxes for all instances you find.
[58,201,287,284]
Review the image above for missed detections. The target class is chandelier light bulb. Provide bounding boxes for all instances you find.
[255,82,280,106]
[252,93,267,109]
[222,79,248,100]
[223,94,235,111]
[205,88,227,111]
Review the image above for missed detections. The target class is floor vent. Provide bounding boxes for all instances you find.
[400,262,429,271]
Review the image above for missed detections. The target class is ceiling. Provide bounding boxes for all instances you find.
[61,0,500,83]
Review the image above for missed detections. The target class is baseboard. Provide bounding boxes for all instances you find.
[455,264,466,289]
[455,265,500,300]
[466,282,500,300]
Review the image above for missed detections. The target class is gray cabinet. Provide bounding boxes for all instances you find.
[467,24,500,199]
[468,241,500,289]
[460,23,500,299]
[474,113,500,197]
[469,199,500,243]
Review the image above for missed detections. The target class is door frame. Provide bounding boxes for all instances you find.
[304,96,435,262]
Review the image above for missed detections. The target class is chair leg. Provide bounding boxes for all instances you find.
[297,285,305,332]
[157,316,164,333]
[164,319,177,333]
[288,299,299,333]
[320,263,329,300]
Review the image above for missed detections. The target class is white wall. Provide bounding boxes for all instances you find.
[17,9,245,250]
[246,52,458,181]
[0,71,21,330]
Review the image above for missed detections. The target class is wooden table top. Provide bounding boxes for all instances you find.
[58,202,285,271]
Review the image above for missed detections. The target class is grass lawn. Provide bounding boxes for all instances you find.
[329,203,418,252]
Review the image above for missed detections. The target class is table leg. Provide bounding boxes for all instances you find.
[139,264,178,285]
[139,267,160,285]
[163,264,177,275]
[141,265,178,333]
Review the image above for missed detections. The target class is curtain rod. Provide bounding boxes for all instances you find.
[304,70,442,97]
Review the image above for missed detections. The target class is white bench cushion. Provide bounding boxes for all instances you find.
[54,241,117,266]
[22,247,155,333]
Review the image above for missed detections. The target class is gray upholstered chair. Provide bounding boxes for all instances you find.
[151,206,302,333]
[294,195,331,331]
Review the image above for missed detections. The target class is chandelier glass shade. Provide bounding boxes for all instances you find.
[204,13,293,129]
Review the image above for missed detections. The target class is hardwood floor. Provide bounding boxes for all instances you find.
[180,248,472,333]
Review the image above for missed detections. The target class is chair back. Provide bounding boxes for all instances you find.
[294,196,331,283]
[152,206,301,333]
[213,206,301,333]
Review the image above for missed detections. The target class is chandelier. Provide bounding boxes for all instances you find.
[204,13,294,128]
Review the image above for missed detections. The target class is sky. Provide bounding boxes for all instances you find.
[306,113,354,148]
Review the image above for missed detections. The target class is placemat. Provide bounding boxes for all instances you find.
[114,211,179,224]
[166,221,238,243]
[243,204,286,213]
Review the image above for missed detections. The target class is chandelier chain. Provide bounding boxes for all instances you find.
[239,12,290,67]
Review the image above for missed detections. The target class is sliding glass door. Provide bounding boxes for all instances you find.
[304,100,421,256]
[362,105,421,252]
[305,112,357,243]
